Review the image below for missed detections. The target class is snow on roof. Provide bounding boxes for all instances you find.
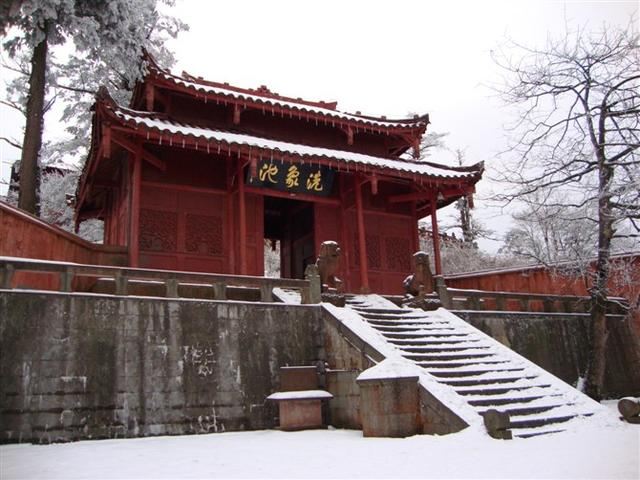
[153,67,428,130]
[113,108,479,181]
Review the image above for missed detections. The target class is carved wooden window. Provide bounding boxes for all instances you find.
[185,214,223,255]
[354,234,382,269]
[385,236,411,271]
[139,209,177,251]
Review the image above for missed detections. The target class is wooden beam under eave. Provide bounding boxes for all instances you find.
[389,185,469,204]
[112,134,167,172]
[243,186,341,206]
[389,191,434,204]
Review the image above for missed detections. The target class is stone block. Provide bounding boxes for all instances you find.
[326,369,361,428]
[357,376,420,438]
[280,366,318,391]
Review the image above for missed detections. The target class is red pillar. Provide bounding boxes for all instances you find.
[238,160,248,275]
[355,176,369,293]
[338,174,351,289]
[430,196,442,275]
[129,146,142,268]
[226,157,235,273]
[411,200,419,253]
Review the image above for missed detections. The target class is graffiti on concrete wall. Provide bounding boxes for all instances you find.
[182,344,216,377]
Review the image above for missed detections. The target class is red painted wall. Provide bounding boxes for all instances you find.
[345,210,415,295]
[165,93,399,158]
[0,201,127,289]
[137,183,230,274]
[445,256,640,328]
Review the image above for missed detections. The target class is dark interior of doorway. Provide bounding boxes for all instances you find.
[264,196,315,279]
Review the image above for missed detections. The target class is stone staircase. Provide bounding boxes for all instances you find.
[344,294,606,439]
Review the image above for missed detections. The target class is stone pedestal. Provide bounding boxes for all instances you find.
[267,390,333,431]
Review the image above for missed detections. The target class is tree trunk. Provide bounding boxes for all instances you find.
[459,196,473,244]
[18,27,49,215]
[584,162,614,401]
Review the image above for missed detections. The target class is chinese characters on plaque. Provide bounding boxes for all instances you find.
[247,160,335,197]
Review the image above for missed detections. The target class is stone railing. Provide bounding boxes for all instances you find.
[0,256,320,304]
[434,276,628,315]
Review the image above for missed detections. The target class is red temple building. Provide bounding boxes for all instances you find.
[76,56,483,294]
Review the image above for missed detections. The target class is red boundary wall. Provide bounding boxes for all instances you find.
[0,201,127,289]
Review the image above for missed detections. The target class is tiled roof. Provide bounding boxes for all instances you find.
[149,65,429,131]
[110,105,481,182]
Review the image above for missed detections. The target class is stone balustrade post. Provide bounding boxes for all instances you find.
[114,271,128,296]
[212,282,226,300]
[60,268,74,292]
[165,278,179,298]
[1,263,15,289]
[260,281,273,302]
[304,264,322,304]
[434,275,452,309]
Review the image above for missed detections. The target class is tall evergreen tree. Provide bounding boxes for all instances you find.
[0,0,187,214]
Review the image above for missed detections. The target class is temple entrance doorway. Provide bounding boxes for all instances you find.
[264,196,315,279]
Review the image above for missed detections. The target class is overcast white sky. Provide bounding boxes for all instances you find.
[0,0,637,251]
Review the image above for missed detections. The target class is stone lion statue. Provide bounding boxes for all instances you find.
[316,241,343,293]
[403,251,434,296]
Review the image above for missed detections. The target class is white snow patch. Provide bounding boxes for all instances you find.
[1,424,638,479]
[357,358,421,381]
[267,390,333,401]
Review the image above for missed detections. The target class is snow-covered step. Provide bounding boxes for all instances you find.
[371,323,455,331]
[358,312,432,320]
[476,399,571,417]
[382,331,470,339]
[365,320,451,328]
[426,362,527,376]
[453,380,553,397]
[464,389,563,407]
[399,343,495,353]
[340,294,608,439]
[508,411,589,430]
[511,425,567,439]
[402,350,496,361]
[387,336,479,345]
[439,374,539,388]
[350,308,409,315]
[415,358,511,369]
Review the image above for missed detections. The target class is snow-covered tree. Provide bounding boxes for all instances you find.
[448,149,492,247]
[500,195,600,266]
[492,21,639,400]
[0,0,187,214]
[418,225,517,274]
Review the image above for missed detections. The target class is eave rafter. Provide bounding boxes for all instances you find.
[109,127,167,172]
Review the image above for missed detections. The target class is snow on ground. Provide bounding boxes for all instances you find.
[1,416,637,480]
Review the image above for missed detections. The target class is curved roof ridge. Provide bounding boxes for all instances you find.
[143,56,429,130]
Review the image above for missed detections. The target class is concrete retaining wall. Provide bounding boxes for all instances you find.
[456,311,640,398]
[0,291,323,443]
